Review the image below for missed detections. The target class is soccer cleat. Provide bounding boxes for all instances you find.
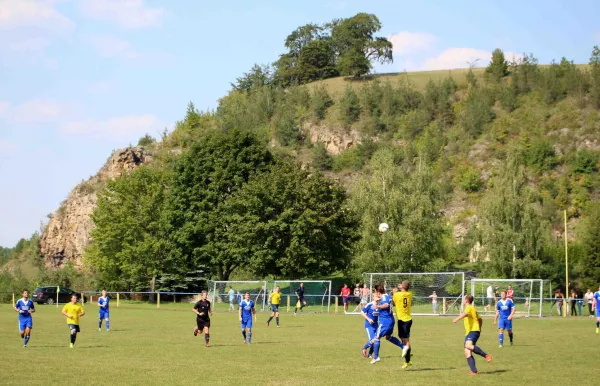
[469,371,478,375]
[401,346,409,358]
[193,328,198,336]
[596,328,599,334]
[106,329,110,332]
[402,362,412,369]
[266,322,269,327]
[23,345,27,348]
[362,349,368,358]
[205,343,210,347]
[498,345,503,348]
[509,341,513,346]
[370,358,380,364]
[368,354,373,359]
[99,328,101,332]
[277,325,280,328]
[70,343,74,349]
[485,354,493,363]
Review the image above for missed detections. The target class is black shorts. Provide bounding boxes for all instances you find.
[68,324,80,333]
[196,318,210,330]
[397,319,412,339]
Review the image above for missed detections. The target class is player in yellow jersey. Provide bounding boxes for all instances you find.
[267,286,282,327]
[61,294,85,348]
[453,295,492,375]
[392,280,412,368]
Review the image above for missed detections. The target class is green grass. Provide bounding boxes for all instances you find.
[1,303,598,385]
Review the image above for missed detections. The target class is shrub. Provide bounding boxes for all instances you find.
[311,85,334,121]
[571,149,599,175]
[312,142,332,170]
[338,87,361,125]
[456,166,484,193]
[525,139,557,172]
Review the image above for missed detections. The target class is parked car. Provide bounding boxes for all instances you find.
[32,286,84,305]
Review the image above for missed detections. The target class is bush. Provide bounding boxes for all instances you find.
[312,142,332,170]
[331,139,378,172]
[525,139,557,172]
[456,166,484,193]
[338,87,361,125]
[137,134,155,147]
[273,112,301,147]
[571,149,598,175]
[311,85,334,121]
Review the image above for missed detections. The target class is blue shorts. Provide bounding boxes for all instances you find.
[596,308,600,318]
[99,310,110,319]
[498,318,512,330]
[465,331,480,345]
[19,317,32,331]
[271,304,279,313]
[342,297,349,305]
[68,324,81,333]
[365,324,377,340]
[241,319,253,329]
[375,320,394,338]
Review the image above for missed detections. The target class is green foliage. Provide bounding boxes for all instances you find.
[571,149,598,175]
[332,139,377,172]
[311,85,334,120]
[577,202,600,288]
[137,133,155,147]
[525,139,557,172]
[338,87,361,125]
[312,142,332,170]
[460,86,496,137]
[456,166,484,193]
[589,46,600,108]
[231,64,273,92]
[485,48,509,82]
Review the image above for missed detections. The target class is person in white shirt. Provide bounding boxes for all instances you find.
[485,285,494,312]
[429,291,438,313]
[227,287,235,311]
[585,288,594,317]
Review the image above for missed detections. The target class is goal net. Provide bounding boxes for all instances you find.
[360,272,466,315]
[465,279,547,317]
[207,280,266,313]
[265,280,332,313]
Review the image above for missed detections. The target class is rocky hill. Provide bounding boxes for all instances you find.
[40,147,152,268]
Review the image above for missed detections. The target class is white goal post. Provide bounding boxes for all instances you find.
[207,280,266,313]
[465,278,546,317]
[359,272,466,316]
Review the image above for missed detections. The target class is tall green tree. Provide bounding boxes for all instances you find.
[577,202,600,288]
[589,45,600,108]
[350,149,447,274]
[485,48,509,82]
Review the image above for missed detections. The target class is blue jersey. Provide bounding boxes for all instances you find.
[497,298,514,319]
[296,287,305,298]
[378,293,393,322]
[362,301,379,327]
[594,291,600,306]
[240,299,254,320]
[15,299,35,319]
[98,296,110,311]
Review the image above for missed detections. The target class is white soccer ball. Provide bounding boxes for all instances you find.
[378,223,389,233]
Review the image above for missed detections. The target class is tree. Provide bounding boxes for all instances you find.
[165,129,274,281]
[589,46,600,108]
[311,84,334,120]
[231,64,273,92]
[312,142,332,170]
[338,87,361,125]
[330,13,393,77]
[350,149,447,274]
[137,133,155,147]
[86,165,172,290]
[485,48,508,82]
[578,202,600,288]
[297,40,339,83]
[221,160,357,278]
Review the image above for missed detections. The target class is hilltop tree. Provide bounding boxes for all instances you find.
[590,45,600,107]
[578,202,600,288]
[485,48,509,82]
[231,64,273,92]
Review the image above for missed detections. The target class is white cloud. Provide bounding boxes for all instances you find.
[0,139,18,156]
[0,0,75,30]
[86,35,139,59]
[10,99,66,124]
[422,48,523,71]
[0,101,9,116]
[60,115,160,141]
[6,36,51,52]
[388,32,437,54]
[77,0,164,29]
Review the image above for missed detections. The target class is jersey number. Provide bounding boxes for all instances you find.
[403,298,408,308]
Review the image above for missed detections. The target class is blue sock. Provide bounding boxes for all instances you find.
[24,335,30,346]
[508,331,513,342]
[242,331,246,340]
[363,341,372,350]
[499,333,504,345]
[373,339,381,359]
[247,331,252,343]
[467,356,477,373]
[387,336,405,349]
[106,320,110,330]
[473,346,487,357]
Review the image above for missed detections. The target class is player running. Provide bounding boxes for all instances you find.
[192,290,212,347]
[294,283,307,315]
[453,295,492,375]
[370,284,406,364]
[593,285,600,334]
[14,289,35,348]
[494,290,515,347]
[393,280,413,368]
[267,286,281,327]
[361,292,380,359]
[239,292,256,344]
[61,294,85,348]
[97,290,110,332]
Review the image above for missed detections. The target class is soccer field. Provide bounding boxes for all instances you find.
[0,303,597,386]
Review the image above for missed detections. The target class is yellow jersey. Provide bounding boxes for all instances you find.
[62,303,84,325]
[269,292,282,305]
[463,304,481,335]
[393,291,413,321]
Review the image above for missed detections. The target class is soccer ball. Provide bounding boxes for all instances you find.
[378,223,389,233]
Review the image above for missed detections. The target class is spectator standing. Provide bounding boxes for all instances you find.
[585,289,594,317]
[570,290,578,316]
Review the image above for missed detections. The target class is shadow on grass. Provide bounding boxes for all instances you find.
[215,341,281,347]
[482,369,509,375]
[408,367,456,372]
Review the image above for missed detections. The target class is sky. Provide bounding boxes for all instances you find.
[0,0,599,247]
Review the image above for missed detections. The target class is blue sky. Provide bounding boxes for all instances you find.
[1,0,599,247]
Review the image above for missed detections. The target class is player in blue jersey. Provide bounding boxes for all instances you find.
[97,290,110,332]
[14,289,35,348]
[593,285,600,334]
[494,290,515,347]
[239,292,256,344]
[370,284,406,364]
[361,292,380,359]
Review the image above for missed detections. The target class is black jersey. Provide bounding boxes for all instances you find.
[194,299,211,320]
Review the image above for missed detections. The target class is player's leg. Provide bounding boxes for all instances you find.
[105,316,110,332]
[596,314,600,334]
[498,326,504,347]
[69,324,78,348]
[464,343,477,374]
[362,326,374,357]
[385,321,405,349]
[400,320,412,366]
[371,324,383,363]
[505,320,513,345]
[241,321,247,343]
[275,310,280,327]
[203,325,210,347]
[99,314,103,331]
[246,326,252,344]
[24,323,32,347]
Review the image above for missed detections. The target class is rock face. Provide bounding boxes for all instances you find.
[303,123,364,155]
[40,147,152,269]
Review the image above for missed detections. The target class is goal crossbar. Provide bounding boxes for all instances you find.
[466,278,545,317]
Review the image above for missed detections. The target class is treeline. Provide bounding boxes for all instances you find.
[232,12,393,91]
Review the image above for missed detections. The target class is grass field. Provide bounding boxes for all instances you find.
[1,302,598,386]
